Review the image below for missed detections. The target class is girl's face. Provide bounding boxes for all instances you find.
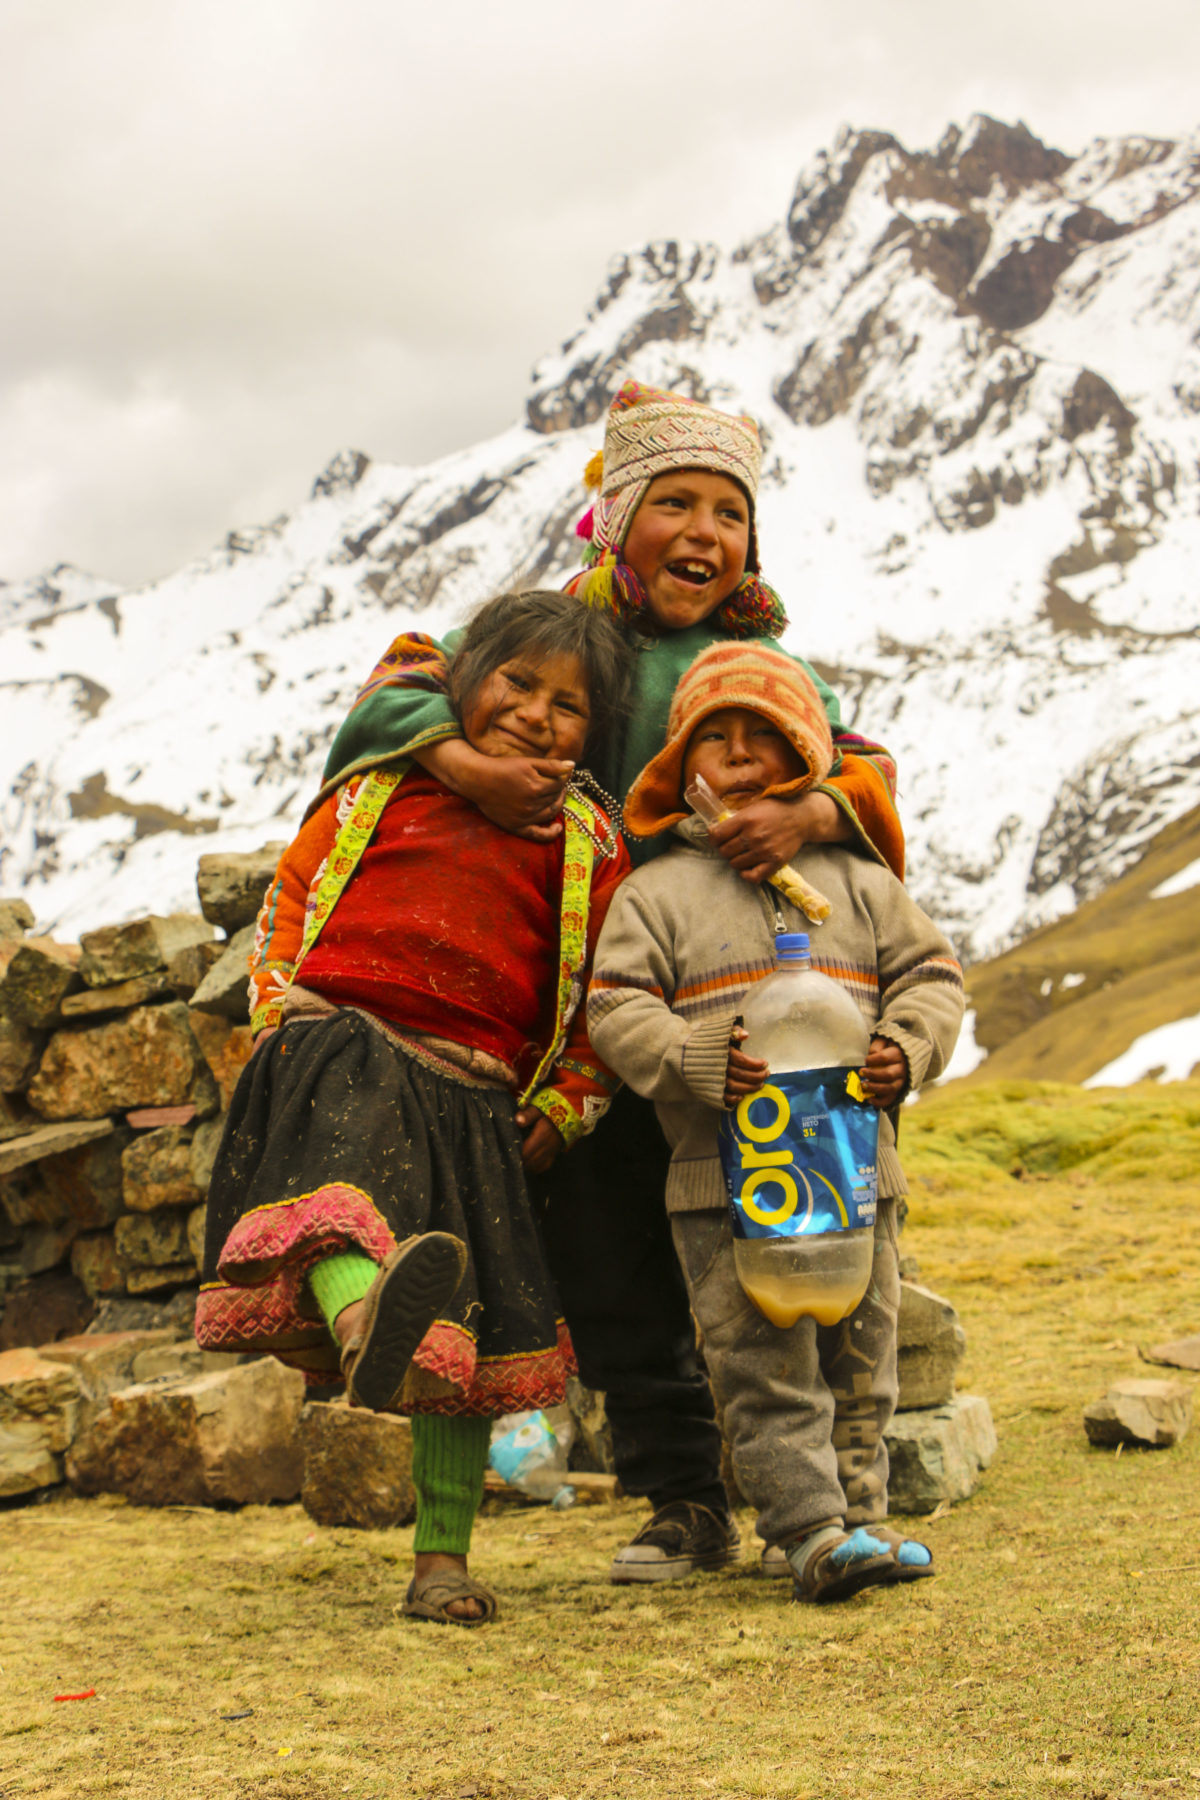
[683,706,805,810]
[621,471,751,631]
[460,650,591,763]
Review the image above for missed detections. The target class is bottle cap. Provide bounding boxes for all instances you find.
[775,932,809,959]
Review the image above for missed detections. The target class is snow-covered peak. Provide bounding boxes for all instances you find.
[4,116,1200,967]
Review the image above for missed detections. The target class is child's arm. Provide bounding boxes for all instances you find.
[316,630,571,841]
[516,838,632,1169]
[247,791,343,1036]
[587,882,738,1112]
[867,879,966,1100]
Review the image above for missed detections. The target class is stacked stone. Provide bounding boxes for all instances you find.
[887,1276,997,1512]
[0,845,283,1350]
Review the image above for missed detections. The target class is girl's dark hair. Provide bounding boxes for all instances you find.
[448,589,634,757]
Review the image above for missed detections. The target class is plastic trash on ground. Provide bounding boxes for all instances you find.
[488,1407,576,1506]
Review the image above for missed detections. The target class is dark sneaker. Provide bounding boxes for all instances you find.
[610,1502,742,1584]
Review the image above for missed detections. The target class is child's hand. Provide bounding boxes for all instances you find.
[707,792,850,883]
[860,1036,908,1108]
[723,1027,769,1107]
[420,740,573,840]
[515,1105,565,1173]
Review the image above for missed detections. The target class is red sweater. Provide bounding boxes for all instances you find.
[301,774,564,1079]
[250,769,630,1138]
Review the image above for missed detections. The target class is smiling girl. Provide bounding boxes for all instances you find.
[196,590,632,1625]
[311,379,905,1585]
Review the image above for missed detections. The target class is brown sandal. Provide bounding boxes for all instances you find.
[398,1569,500,1628]
[341,1233,467,1412]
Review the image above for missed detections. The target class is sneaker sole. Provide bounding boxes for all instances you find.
[610,1544,743,1585]
[348,1234,467,1412]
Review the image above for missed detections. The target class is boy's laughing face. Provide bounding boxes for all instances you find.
[621,471,750,631]
[460,651,591,763]
[683,706,806,810]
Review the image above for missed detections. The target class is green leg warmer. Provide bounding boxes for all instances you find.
[411,1414,493,1554]
[308,1252,378,1332]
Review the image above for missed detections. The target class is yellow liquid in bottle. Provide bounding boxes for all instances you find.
[738,1268,870,1329]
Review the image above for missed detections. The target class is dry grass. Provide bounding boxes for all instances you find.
[961,800,1200,1080]
[3,1078,1200,1800]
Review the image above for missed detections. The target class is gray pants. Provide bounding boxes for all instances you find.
[671,1200,901,1547]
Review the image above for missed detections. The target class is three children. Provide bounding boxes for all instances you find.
[315,379,908,1584]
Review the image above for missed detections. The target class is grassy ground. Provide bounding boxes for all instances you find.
[3,1078,1199,1800]
[961,801,1200,1081]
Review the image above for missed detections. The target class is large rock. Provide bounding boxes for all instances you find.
[0,1015,45,1092]
[115,1210,192,1267]
[17,1220,82,1278]
[39,1327,176,1432]
[39,1130,129,1229]
[188,926,256,1021]
[26,1004,220,1122]
[70,1232,127,1298]
[61,973,173,1018]
[188,1013,254,1108]
[166,940,225,1001]
[896,1281,967,1411]
[1083,1378,1193,1448]
[126,1262,197,1295]
[0,1119,114,1182]
[190,1116,225,1193]
[2,1163,70,1230]
[0,899,36,942]
[299,1401,415,1528]
[0,1269,94,1349]
[121,1125,202,1212]
[196,845,286,933]
[884,1394,997,1513]
[67,1357,305,1505]
[88,1290,196,1336]
[1141,1334,1200,1373]
[128,1337,232,1384]
[78,915,215,989]
[0,1346,83,1495]
[0,938,82,1028]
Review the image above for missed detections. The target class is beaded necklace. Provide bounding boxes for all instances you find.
[566,768,623,860]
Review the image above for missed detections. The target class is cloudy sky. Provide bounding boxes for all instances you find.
[3,0,1197,589]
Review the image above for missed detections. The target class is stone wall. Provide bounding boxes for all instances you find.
[0,846,283,1349]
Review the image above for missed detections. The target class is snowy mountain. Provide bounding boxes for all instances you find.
[4,114,1200,964]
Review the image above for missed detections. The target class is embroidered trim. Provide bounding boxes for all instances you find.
[518,795,594,1105]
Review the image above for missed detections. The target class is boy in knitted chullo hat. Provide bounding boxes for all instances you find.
[587,642,964,1602]
[315,379,906,1586]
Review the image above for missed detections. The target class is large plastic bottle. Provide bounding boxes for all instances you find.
[718,932,879,1328]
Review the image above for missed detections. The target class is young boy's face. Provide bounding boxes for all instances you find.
[460,651,592,764]
[682,706,806,810]
[621,471,750,631]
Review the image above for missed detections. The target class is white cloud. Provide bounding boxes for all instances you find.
[4,0,1199,585]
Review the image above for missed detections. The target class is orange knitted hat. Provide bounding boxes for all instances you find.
[624,642,834,839]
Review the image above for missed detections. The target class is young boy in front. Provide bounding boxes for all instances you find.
[586,643,964,1603]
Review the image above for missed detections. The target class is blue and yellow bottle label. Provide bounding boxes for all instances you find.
[718,1067,879,1242]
